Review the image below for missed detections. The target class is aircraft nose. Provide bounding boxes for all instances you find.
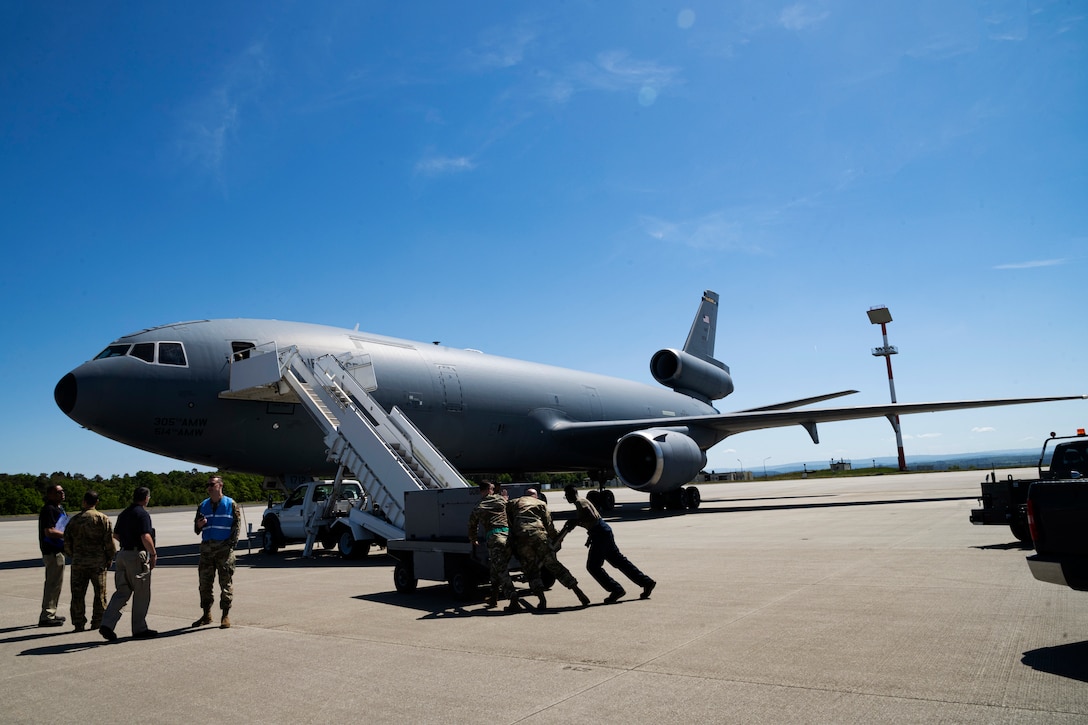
[55,372,78,416]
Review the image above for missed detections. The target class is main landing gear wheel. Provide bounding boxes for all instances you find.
[683,486,701,509]
[586,488,616,512]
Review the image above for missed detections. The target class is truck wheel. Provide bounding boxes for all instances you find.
[1010,521,1032,543]
[338,530,371,559]
[393,562,418,593]
[261,516,282,554]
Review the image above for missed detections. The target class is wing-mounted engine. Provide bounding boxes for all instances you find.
[613,428,706,493]
[650,348,734,403]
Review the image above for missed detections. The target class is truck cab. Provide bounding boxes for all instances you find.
[1044,438,1086,480]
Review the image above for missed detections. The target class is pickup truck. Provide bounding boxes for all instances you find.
[970,430,1087,542]
[258,480,373,558]
[1025,481,1088,591]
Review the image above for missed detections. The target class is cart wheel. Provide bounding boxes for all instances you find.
[447,564,479,600]
[339,530,371,559]
[393,562,418,593]
[540,568,556,591]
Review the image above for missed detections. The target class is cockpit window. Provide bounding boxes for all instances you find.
[94,344,131,360]
[94,341,187,366]
[158,342,186,366]
[130,343,155,363]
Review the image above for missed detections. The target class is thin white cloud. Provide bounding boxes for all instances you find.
[549,51,682,105]
[993,259,1067,270]
[779,3,829,31]
[176,42,270,182]
[984,1,1029,42]
[639,212,758,252]
[414,155,477,176]
[972,426,996,433]
[467,22,538,70]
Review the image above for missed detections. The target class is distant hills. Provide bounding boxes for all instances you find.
[714,449,1045,477]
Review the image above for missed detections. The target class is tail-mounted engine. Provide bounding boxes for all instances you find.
[613,428,707,493]
[650,348,734,403]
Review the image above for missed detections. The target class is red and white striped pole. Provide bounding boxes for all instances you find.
[867,306,907,471]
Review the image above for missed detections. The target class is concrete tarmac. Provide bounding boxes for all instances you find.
[2,470,1086,724]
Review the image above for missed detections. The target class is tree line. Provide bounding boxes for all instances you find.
[0,470,267,516]
[0,470,591,516]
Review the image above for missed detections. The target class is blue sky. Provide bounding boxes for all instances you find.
[2,2,1085,478]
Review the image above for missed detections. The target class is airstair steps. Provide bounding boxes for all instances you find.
[227,344,470,537]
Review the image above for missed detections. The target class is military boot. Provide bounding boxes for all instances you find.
[220,609,231,629]
[192,607,212,627]
[573,586,591,607]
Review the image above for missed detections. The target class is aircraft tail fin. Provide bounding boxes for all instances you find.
[683,290,721,363]
[651,290,732,401]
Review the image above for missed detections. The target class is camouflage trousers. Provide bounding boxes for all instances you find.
[197,539,236,611]
[70,563,108,629]
[515,534,578,594]
[486,532,515,599]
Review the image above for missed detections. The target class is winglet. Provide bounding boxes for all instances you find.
[683,290,719,362]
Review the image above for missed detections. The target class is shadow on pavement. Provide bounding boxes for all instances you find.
[1022,640,1088,682]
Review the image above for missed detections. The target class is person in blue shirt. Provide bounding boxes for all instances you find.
[192,475,241,629]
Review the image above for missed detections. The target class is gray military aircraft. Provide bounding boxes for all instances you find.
[55,290,1083,510]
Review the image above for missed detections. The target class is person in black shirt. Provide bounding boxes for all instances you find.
[99,487,158,641]
[38,484,68,626]
[561,485,656,604]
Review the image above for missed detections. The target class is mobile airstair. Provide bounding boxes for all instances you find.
[226,343,471,555]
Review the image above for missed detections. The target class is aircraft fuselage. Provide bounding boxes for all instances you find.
[55,318,720,479]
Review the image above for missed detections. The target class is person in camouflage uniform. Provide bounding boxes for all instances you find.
[63,491,116,631]
[507,489,590,610]
[467,481,519,611]
[192,475,241,629]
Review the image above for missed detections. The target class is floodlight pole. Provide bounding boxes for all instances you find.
[867,306,907,471]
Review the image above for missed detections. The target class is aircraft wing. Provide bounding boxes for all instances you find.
[733,389,859,412]
[549,395,1087,443]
